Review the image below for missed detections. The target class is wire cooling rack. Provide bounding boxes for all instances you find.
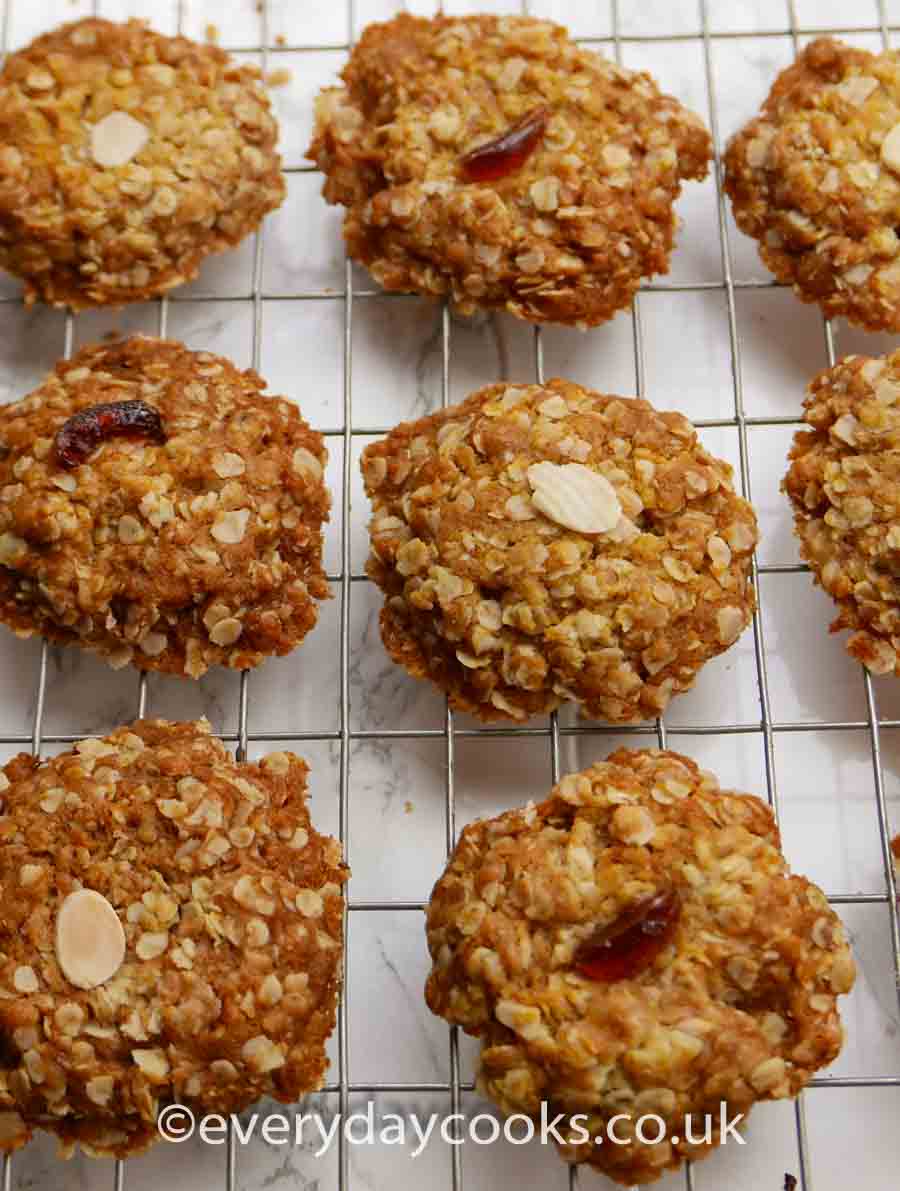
[0,1,899,1190]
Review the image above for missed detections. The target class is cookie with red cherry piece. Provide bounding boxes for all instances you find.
[725,37,900,331]
[0,719,348,1158]
[308,12,711,327]
[0,336,330,678]
[0,17,284,308]
[361,378,758,724]
[425,747,855,1186]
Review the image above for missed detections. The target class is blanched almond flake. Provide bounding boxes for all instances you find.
[55,889,125,990]
[90,111,150,168]
[526,462,622,534]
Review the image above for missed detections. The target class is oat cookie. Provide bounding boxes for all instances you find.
[425,748,854,1185]
[0,18,284,308]
[361,379,758,723]
[0,718,348,1158]
[725,38,900,332]
[308,13,711,327]
[782,350,900,675]
[0,336,330,677]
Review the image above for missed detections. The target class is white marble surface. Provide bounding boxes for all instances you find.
[1,1,900,1190]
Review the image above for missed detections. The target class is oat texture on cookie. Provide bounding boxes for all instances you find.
[307,13,711,327]
[0,719,348,1158]
[0,336,331,677]
[361,379,758,723]
[0,17,285,308]
[784,349,900,676]
[425,748,855,1186]
[725,38,900,332]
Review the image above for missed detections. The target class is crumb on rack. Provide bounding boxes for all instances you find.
[275,33,286,46]
[205,22,219,43]
[404,800,414,815]
[266,68,292,88]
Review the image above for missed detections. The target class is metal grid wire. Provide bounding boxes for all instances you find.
[0,2,897,1190]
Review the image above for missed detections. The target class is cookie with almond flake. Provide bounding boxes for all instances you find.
[0,17,284,308]
[361,378,758,724]
[0,336,330,677]
[308,12,711,327]
[725,37,900,331]
[425,747,854,1185]
[0,719,348,1158]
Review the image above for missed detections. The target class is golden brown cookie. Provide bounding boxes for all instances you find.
[0,719,348,1158]
[425,748,854,1186]
[0,336,330,677]
[361,379,758,723]
[0,17,285,308]
[725,37,900,331]
[783,349,900,675]
[308,13,711,327]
